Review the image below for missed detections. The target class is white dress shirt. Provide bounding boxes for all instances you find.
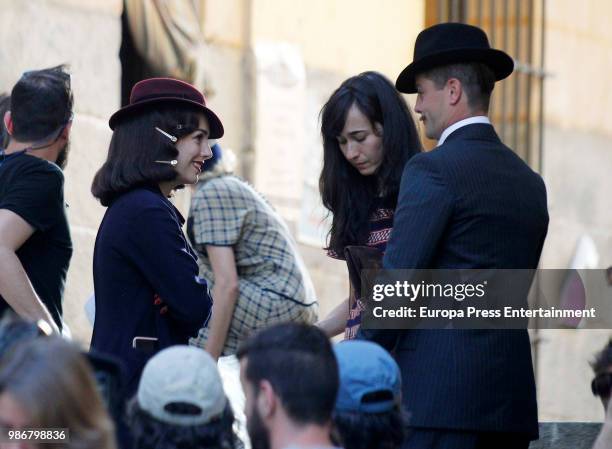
[437,116,491,146]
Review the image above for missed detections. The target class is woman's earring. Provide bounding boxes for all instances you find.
[155,127,178,143]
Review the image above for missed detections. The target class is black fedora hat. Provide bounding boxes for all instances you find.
[109,77,224,138]
[396,22,514,94]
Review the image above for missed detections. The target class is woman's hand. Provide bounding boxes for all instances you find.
[315,296,351,338]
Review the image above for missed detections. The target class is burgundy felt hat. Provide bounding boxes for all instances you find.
[396,23,514,94]
[108,77,224,138]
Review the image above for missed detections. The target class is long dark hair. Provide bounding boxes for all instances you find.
[91,104,202,207]
[319,71,421,255]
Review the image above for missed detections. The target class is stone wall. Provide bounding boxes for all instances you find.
[535,0,612,421]
[247,0,426,320]
[0,0,122,343]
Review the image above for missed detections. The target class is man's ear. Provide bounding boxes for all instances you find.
[447,78,463,106]
[61,121,72,140]
[257,379,277,419]
[4,111,13,136]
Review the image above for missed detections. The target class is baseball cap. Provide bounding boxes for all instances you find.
[136,346,227,426]
[333,340,401,414]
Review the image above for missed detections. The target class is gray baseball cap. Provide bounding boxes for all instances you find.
[137,346,227,426]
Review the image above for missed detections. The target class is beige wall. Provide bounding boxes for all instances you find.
[248,0,425,319]
[536,0,612,422]
[541,0,612,267]
[0,0,122,344]
[200,0,250,165]
[543,1,612,135]
[251,0,422,78]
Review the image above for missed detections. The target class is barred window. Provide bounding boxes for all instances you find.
[425,0,546,171]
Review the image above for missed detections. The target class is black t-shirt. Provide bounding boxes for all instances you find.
[0,152,72,328]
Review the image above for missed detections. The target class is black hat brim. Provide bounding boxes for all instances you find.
[396,48,514,94]
[109,97,224,139]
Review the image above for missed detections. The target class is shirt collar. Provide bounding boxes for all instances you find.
[437,116,491,146]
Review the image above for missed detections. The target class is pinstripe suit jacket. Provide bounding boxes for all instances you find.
[360,123,548,437]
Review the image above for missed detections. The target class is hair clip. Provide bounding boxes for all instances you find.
[35,319,54,337]
[155,127,178,143]
[154,160,178,166]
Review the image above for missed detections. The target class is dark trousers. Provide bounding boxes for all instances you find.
[403,428,532,449]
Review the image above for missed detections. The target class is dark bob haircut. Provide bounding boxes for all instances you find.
[10,65,73,142]
[126,398,239,449]
[319,71,421,256]
[91,104,203,206]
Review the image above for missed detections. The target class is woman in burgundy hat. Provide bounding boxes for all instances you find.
[90,78,224,396]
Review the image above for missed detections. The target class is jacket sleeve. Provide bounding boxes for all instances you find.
[359,154,454,350]
[384,153,454,270]
[124,200,212,328]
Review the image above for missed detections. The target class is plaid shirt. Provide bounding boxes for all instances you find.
[188,175,318,355]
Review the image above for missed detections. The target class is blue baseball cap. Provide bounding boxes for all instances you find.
[202,143,222,173]
[333,340,401,414]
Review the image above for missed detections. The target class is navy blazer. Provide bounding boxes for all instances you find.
[90,186,212,396]
[360,124,548,438]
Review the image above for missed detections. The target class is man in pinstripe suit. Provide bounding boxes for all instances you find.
[360,23,549,449]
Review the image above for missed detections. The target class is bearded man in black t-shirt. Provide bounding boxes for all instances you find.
[0,65,74,333]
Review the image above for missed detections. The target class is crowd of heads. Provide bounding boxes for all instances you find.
[0,314,410,449]
[2,311,612,449]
